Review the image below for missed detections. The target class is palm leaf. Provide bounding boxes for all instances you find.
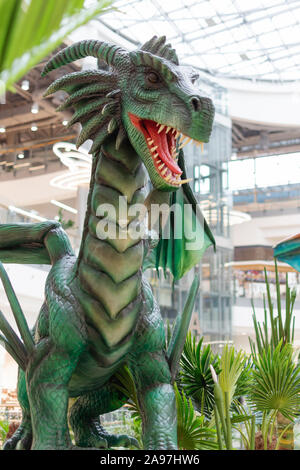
[112,364,141,417]
[218,344,246,407]
[175,384,217,450]
[250,260,297,356]
[179,333,221,417]
[249,342,300,421]
[0,0,114,91]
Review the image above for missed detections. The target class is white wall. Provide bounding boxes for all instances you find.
[233,302,300,353]
[232,212,300,247]
[221,78,300,128]
[0,265,47,389]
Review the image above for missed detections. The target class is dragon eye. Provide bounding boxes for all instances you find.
[147,71,161,84]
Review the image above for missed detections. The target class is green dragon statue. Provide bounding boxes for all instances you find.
[0,36,215,450]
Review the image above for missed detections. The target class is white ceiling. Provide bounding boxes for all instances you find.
[0,170,76,208]
[96,0,300,82]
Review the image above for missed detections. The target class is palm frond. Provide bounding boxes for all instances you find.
[175,384,217,450]
[218,344,246,406]
[112,364,141,417]
[249,342,300,421]
[0,0,114,91]
[250,260,297,356]
[179,333,221,417]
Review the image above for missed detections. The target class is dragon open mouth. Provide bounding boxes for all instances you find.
[129,113,204,187]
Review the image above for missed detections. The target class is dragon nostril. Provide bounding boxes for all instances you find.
[190,96,201,112]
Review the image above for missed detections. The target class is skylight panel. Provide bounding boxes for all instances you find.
[192,0,217,17]
[260,31,283,49]
[278,26,299,43]
[210,0,237,15]
[271,11,296,29]
[251,18,275,35]
[293,7,300,21]
[99,0,300,82]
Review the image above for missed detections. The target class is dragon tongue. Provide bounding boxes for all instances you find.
[143,120,182,175]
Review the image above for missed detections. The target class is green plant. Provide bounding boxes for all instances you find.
[0,0,114,91]
[57,208,75,231]
[180,333,221,417]
[210,345,248,450]
[113,365,141,418]
[231,401,256,450]
[112,363,218,450]
[249,260,297,357]
[174,384,217,450]
[249,342,300,421]
[249,263,298,450]
[0,420,9,448]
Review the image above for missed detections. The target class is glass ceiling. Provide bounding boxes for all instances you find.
[97,0,300,82]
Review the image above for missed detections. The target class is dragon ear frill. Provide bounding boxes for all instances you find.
[42,40,128,152]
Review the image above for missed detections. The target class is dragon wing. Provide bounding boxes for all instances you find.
[143,149,215,281]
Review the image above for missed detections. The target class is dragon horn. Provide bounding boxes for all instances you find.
[42,40,127,76]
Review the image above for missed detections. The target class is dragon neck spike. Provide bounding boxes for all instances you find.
[140,35,179,65]
[42,40,128,76]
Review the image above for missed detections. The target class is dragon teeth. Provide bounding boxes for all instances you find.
[158,124,165,134]
[179,178,192,185]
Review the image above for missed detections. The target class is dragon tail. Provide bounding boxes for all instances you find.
[0,261,35,370]
[167,274,200,381]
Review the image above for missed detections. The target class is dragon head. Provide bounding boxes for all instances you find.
[43,36,214,191]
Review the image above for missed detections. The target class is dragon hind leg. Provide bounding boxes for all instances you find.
[69,382,139,449]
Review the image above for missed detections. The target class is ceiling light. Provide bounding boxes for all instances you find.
[31,124,38,131]
[17,153,24,159]
[31,102,39,114]
[0,126,5,133]
[50,142,92,190]
[21,80,30,91]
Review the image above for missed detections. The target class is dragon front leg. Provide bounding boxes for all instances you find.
[129,350,177,450]
[27,340,84,450]
[132,353,177,450]
[128,286,178,450]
